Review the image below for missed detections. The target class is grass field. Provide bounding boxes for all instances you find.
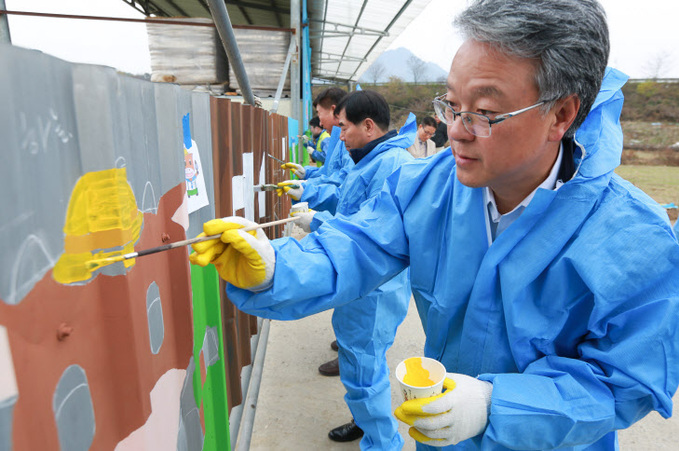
[622,121,679,149]
[615,165,679,222]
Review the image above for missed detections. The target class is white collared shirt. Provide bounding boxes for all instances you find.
[484,144,564,244]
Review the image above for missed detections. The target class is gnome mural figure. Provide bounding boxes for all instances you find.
[184,148,199,198]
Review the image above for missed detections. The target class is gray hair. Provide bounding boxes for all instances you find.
[455,0,610,137]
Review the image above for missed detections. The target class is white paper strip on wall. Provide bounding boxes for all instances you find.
[0,325,18,403]
[232,175,246,214]
[242,153,255,222]
[258,157,266,218]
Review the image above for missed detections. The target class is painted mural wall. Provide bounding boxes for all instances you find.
[0,44,292,450]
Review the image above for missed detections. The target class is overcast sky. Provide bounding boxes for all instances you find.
[5,0,679,78]
[5,0,151,74]
[388,0,679,79]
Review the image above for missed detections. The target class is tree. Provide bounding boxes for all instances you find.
[364,61,386,84]
[407,55,427,84]
[643,50,674,79]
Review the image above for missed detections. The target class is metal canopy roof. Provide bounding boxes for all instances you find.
[308,0,431,82]
[122,0,432,83]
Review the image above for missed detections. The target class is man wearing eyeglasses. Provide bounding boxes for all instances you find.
[407,116,438,158]
[192,0,679,449]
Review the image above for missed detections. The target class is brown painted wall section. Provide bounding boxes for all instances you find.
[0,184,193,450]
[210,98,291,413]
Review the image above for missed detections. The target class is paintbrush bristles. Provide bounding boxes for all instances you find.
[83,216,300,271]
[85,255,126,270]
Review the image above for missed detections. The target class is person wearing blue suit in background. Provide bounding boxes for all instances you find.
[197,91,416,448]
[191,0,679,449]
[279,88,356,379]
[289,90,416,448]
[279,88,355,214]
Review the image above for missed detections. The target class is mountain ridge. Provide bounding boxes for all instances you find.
[359,47,448,83]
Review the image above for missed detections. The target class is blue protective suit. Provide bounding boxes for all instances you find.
[310,115,416,231]
[302,163,320,180]
[261,115,417,449]
[322,115,416,450]
[229,68,679,450]
[300,126,355,213]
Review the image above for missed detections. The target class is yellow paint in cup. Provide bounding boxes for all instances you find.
[396,356,446,401]
[403,357,436,387]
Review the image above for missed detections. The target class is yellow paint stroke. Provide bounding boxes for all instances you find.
[53,168,142,284]
[403,357,436,387]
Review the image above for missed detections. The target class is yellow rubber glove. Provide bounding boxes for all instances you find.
[189,216,275,290]
[276,180,304,201]
[394,374,492,447]
[281,162,306,179]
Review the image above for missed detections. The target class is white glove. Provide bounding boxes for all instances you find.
[290,210,316,233]
[306,145,317,162]
[281,162,306,179]
[394,373,492,447]
[276,180,305,201]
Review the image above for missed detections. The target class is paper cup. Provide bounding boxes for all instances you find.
[395,357,446,402]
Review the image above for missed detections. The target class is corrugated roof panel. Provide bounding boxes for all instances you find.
[144,0,290,25]
[145,0,213,18]
[314,0,433,81]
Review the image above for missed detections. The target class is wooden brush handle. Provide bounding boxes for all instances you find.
[127,216,300,259]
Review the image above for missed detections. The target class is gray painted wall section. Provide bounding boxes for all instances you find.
[0,45,82,304]
[0,45,215,304]
[0,395,17,451]
[52,365,96,451]
[146,281,165,355]
[1,46,222,448]
[187,93,216,239]
[0,1,10,44]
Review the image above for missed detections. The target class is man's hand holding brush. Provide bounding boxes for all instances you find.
[189,217,276,291]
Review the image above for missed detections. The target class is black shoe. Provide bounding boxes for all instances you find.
[330,340,339,351]
[318,357,340,376]
[328,420,363,442]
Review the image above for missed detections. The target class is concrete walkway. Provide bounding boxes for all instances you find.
[249,297,679,450]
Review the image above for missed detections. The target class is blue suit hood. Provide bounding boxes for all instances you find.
[353,112,417,168]
[573,67,629,180]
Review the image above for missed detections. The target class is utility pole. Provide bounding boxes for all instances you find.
[206,0,255,105]
[290,0,301,134]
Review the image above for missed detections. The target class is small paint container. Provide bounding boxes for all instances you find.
[395,356,446,402]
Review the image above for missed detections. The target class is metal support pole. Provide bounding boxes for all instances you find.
[271,38,296,114]
[0,1,11,44]
[234,318,270,451]
[206,0,255,106]
[290,0,301,131]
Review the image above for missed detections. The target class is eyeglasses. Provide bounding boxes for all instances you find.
[420,127,436,137]
[432,94,545,138]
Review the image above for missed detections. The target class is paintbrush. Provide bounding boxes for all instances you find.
[254,183,300,192]
[267,153,286,165]
[85,216,300,270]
